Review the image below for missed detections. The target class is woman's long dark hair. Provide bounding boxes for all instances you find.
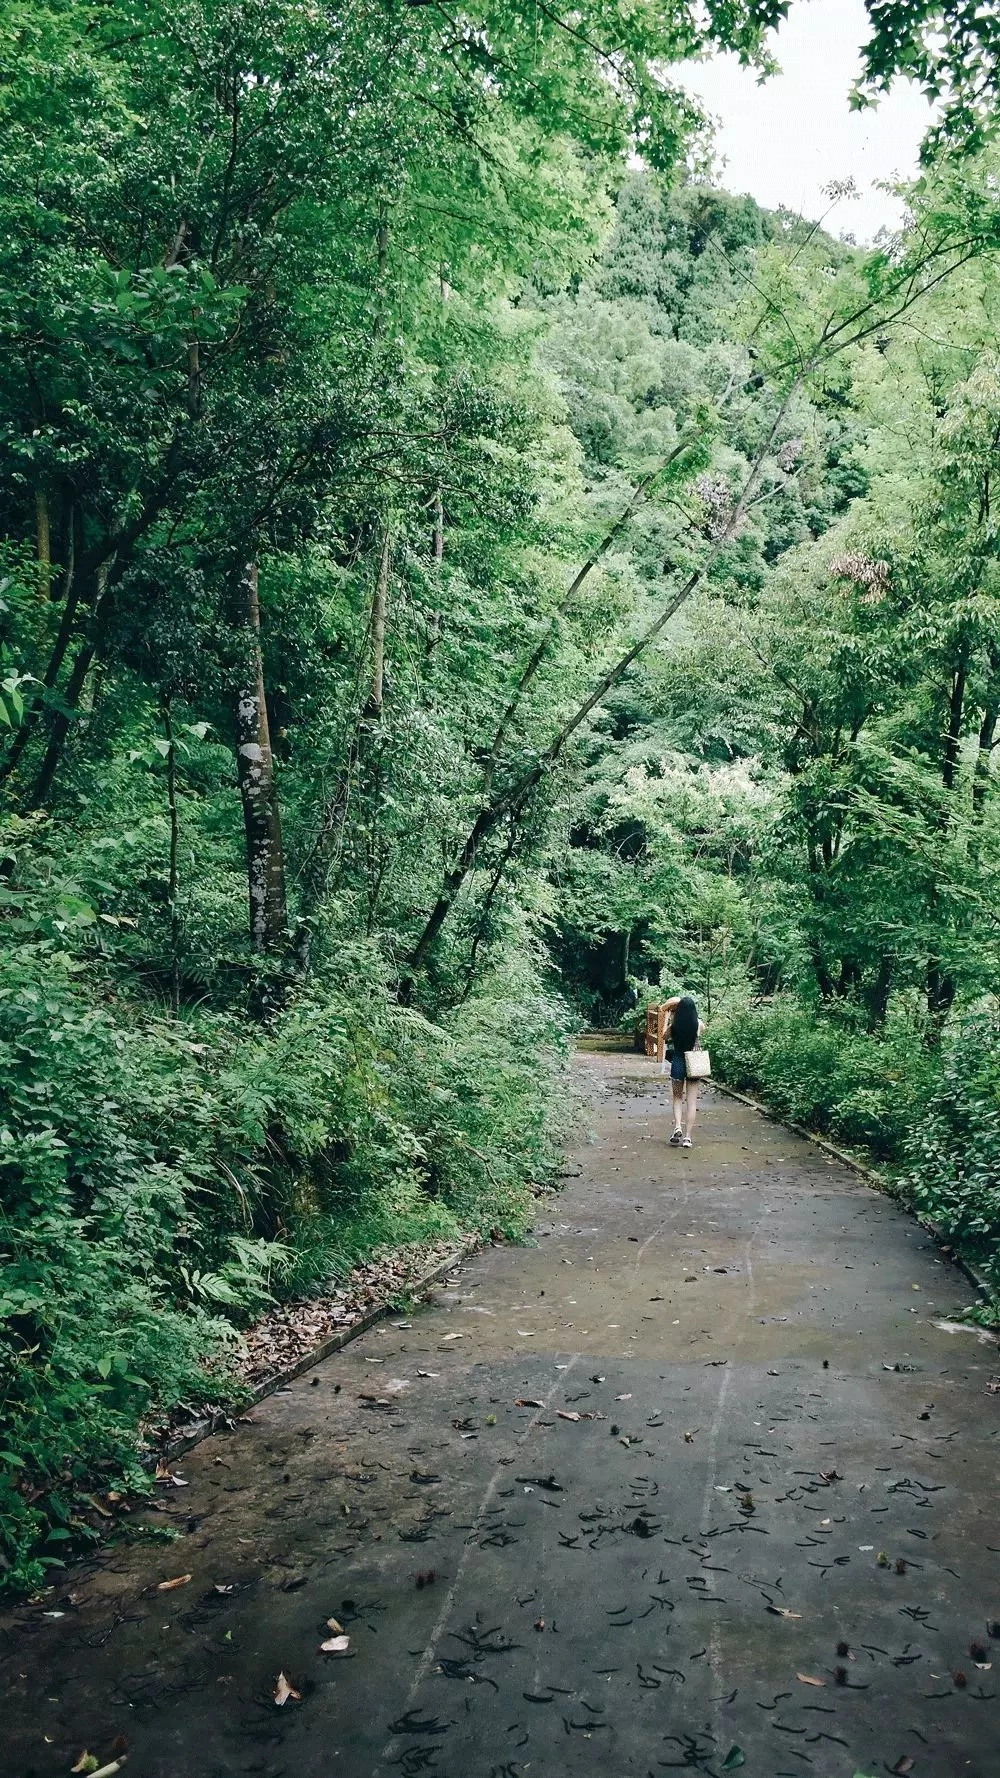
[671,995,699,1052]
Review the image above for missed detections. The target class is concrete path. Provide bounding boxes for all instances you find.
[4,1043,999,1778]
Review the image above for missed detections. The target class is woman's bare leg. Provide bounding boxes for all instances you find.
[671,1079,685,1134]
[684,1081,699,1141]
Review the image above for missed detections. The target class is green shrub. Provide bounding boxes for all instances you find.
[712,996,999,1311]
[0,924,571,1591]
[895,1017,1000,1294]
[711,997,933,1160]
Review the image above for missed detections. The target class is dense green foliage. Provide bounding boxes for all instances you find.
[3,0,1000,1590]
[713,1002,1000,1301]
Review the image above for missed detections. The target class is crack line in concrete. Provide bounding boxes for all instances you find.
[696,1213,763,1753]
[370,1353,581,1778]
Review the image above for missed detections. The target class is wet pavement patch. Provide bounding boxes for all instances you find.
[2,1050,998,1778]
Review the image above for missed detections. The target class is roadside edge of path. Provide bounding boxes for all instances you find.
[711,1077,996,1312]
[162,1233,482,1460]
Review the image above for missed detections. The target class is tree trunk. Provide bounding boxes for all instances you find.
[863,954,894,1031]
[365,525,390,717]
[427,488,444,654]
[35,490,51,598]
[235,561,287,955]
[0,511,83,789]
[294,523,392,967]
[836,957,860,998]
[162,693,181,1016]
[812,953,835,1000]
[187,339,201,420]
[925,954,956,1038]
[973,695,998,821]
[25,636,97,811]
[941,661,967,793]
[925,659,966,1034]
[459,823,520,1000]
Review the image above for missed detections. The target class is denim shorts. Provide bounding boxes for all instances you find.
[670,1050,686,1083]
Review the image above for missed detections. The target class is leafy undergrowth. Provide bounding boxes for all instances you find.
[712,999,1000,1320]
[0,931,572,1595]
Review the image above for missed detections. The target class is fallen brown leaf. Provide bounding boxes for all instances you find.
[326,1616,344,1633]
[156,1574,191,1592]
[766,1606,802,1619]
[796,1673,825,1687]
[515,1398,544,1408]
[319,1634,350,1654]
[154,1461,189,1488]
[273,1671,302,1706]
[557,1410,581,1422]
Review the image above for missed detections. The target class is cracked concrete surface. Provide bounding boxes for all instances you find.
[3,1041,998,1778]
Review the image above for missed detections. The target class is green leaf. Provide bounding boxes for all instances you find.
[96,1355,113,1379]
[722,1750,746,1772]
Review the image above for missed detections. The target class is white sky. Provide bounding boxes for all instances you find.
[677,0,935,241]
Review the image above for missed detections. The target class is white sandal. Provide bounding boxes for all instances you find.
[681,1136,693,1149]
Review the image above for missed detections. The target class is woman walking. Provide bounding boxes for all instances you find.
[663,993,705,1149]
